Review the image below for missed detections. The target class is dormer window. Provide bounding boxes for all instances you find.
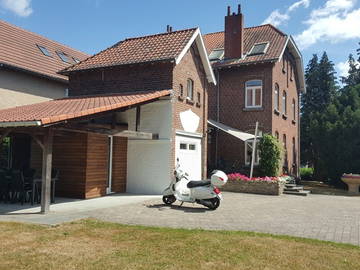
[37,45,51,57]
[209,48,224,61]
[248,42,269,56]
[187,79,194,101]
[57,51,71,63]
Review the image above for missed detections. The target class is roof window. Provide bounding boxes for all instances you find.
[37,45,52,57]
[72,57,80,63]
[248,43,269,56]
[209,48,224,61]
[57,51,71,63]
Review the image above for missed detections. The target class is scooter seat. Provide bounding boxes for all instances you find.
[187,180,211,188]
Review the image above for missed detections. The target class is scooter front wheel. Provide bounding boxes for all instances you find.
[207,198,220,210]
[162,195,176,205]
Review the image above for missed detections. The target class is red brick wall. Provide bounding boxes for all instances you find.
[172,44,209,178]
[272,50,300,175]
[68,62,173,96]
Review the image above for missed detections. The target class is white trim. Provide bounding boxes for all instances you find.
[175,28,217,85]
[175,130,202,138]
[245,80,262,108]
[0,121,42,127]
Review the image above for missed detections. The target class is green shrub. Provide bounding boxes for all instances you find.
[258,134,283,177]
[300,167,314,180]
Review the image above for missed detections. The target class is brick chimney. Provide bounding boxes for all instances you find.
[224,5,244,59]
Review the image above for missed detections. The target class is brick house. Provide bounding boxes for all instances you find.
[203,6,305,175]
[0,27,215,205]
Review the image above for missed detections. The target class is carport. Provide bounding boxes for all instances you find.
[0,90,170,213]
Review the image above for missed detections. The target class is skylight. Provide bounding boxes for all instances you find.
[57,51,71,63]
[209,48,224,61]
[73,57,80,63]
[37,45,51,57]
[248,43,269,56]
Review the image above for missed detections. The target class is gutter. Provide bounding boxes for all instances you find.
[0,121,42,128]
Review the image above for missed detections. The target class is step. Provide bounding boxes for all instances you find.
[284,190,311,196]
[284,186,304,191]
[285,184,297,188]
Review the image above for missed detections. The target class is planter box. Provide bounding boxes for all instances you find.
[222,180,285,196]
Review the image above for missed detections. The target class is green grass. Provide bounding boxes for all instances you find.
[0,219,359,269]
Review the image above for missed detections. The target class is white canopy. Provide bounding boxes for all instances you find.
[208,119,255,142]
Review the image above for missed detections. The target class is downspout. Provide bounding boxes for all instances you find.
[215,68,220,167]
[203,74,207,179]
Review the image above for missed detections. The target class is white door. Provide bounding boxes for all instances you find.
[175,135,202,180]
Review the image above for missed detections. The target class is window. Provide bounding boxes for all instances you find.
[64,88,69,97]
[282,91,287,115]
[180,143,187,150]
[274,83,279,111]
[282,57,286,73]
[290,63,294,81]
[37,45,51,57]
[189,144,196,151]
[72,57,80,63]
[283,134,287,149]
[248,42,269,56]
[187,79,194,100]
[275,131,279,140]
[57,51,71,63]
[209,48,224,61]
[292,137,296,164]
[292,99,296,121]
[245,130,262,165]
[245,80,262,108]
[197,92,201,105]
[179,84,184,97]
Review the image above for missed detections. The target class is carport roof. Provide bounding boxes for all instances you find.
[0,90,171,127]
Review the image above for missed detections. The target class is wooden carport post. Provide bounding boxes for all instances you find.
[40,128,54,214]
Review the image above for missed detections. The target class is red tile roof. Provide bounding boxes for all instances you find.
[0,19,89,82]
[0,90,170,126]
[203,24,287,67]
[61,28,198,73]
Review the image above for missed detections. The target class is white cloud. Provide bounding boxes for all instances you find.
[295,0,360,49]
[336,59,359,78]
[0,0,32,17]
[263,0,310,27]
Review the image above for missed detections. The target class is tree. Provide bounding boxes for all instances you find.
[341,54,360,87]
[258,134,282,177]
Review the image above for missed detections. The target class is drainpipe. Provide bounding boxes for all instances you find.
[215,69,220,167]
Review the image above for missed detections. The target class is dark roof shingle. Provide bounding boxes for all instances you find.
[0,19,89,81]
[61,28,197,73]
[203,24,287,67]
[0,90,170,126]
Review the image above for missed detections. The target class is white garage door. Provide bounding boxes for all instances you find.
[175,135,202,180]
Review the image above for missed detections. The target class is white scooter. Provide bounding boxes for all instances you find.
[162,160,228,210]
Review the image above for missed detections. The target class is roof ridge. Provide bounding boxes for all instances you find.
[204,24,286,36]
[124,27,198,42]
[0,19,89,56]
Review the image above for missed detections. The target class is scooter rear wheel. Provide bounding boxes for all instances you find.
[162,195,176,205]
[207,198,220,210]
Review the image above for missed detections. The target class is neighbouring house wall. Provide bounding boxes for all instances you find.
[111,137,128,193]
[68,62,174,96]
[172,44,209,178]
[272,49,300,175]
[208,63,273,171]
[0,69,66,109]
[126,100,172,194]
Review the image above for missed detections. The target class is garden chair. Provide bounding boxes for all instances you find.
[0,170,10,203]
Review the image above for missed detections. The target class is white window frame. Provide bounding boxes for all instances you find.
[187,79,194,101]
[245,80,262,108]
[274,83,279,111]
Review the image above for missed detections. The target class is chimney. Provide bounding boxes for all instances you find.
[224,4,244,59]
[166,25,173,33]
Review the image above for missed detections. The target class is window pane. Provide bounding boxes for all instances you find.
[282,92,287,114]
[189,144,196,150]
[255,88,261,106]
[180,143,187,150]
[209,49,224,61]
[37,45,51,57]
[246,89,253,107]
[274,84,279,110]
[292,100,296,120]
[249,43,268,55]
[187,79,193,100]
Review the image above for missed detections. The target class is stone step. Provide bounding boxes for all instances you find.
[285,184,297,188]
[284,190,311,196]
[284,186,304,191]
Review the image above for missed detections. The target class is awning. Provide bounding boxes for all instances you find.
[208,119,255,142]
[0,90,171,127]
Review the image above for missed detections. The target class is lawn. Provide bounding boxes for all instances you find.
[0,219,359,270]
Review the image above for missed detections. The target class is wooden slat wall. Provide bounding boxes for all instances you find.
[85,133,109,199]
[112,137,127,193]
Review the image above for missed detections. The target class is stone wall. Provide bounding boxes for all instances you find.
[221,180,284,195]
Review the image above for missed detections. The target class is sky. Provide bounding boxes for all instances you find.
[0,0,359,80]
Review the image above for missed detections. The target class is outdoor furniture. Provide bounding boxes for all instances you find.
[0,170,10,202]
[341,174,360,195]
[32,168,59,204]
[9,170,32,205]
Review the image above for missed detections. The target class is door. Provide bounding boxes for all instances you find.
[175,135,201,180]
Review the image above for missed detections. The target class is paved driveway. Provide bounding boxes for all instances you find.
[1,192,360,246]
